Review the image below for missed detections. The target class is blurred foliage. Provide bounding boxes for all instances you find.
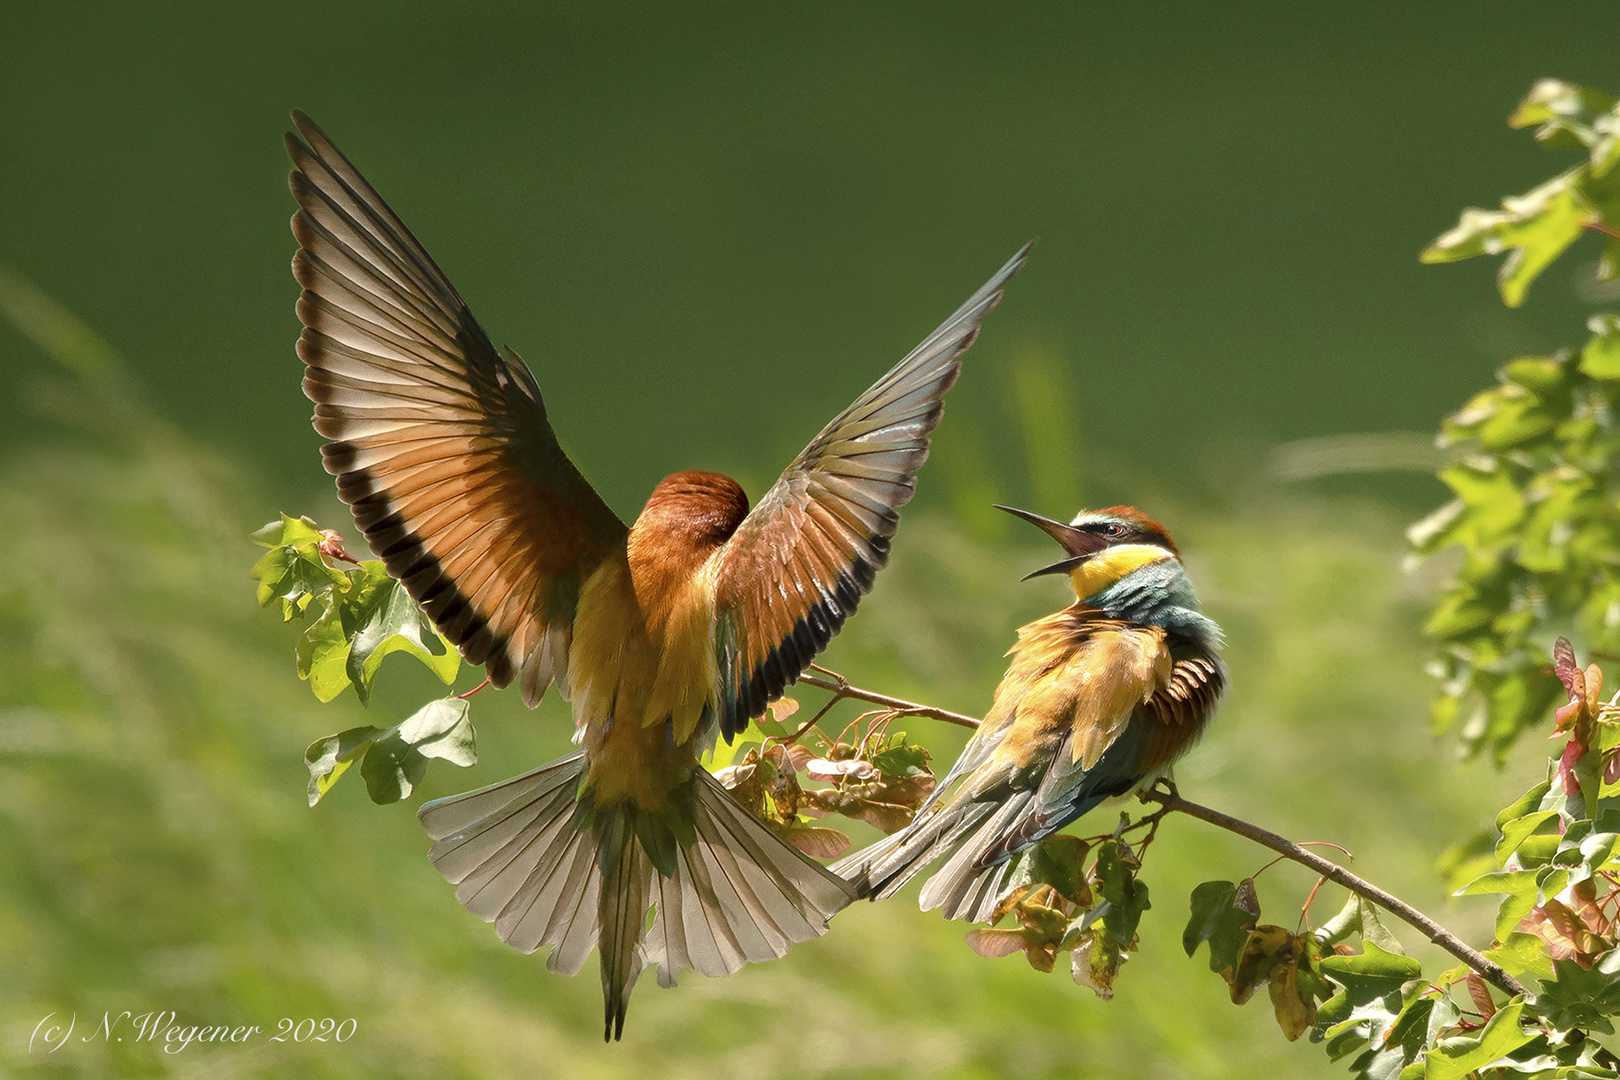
[1423,80,1620,309]
[19,72,1620,1080]
[1414,81,1620,761]
[4,260,1544,1078]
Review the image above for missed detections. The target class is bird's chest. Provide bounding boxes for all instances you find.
[995,619,1173,773]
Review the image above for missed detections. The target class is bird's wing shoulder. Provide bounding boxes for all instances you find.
[1133,639,1227,772]
[705,245,1030,740]
[287,112,628,706]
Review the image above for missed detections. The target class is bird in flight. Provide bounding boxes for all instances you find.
[284,110,1028,1039]
[833,504,1224,923]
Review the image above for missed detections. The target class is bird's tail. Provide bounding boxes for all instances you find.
[418,752,855,1040]
[831,787,1038,925]
[641,767,856,989]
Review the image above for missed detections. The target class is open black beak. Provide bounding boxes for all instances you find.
[994,504,1109,580]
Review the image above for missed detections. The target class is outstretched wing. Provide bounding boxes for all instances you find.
[708,243,1032,739]
[287,111,628,706]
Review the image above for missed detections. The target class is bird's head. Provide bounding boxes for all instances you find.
[996,503,1182,603]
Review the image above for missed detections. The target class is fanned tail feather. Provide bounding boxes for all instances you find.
[596,805,650,1041]
[831,789,1038,924]
[417,751,607,976]
[419,754,854,1040]
[644,769,856,988]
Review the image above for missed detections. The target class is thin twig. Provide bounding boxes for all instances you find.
[457,677,491,700]
[780,694,844,746]
[796,674,981,730]
[1145,787,1529,999]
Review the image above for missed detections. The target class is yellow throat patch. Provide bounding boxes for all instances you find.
[1068,543,1174,600]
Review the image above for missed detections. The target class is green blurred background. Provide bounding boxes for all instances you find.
[2,2,1616,1076]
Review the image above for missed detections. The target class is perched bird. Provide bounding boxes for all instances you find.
[833,504,1225,922]
[283,111,1028,1039]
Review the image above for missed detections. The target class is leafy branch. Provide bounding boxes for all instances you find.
[788,669,1530,999]
[792,649,1620,1075]
[1143,785,1528,1000]
[1413,79,1620,761]
[251,514,478,805]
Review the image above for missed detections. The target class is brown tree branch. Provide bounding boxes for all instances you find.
[1144,787,1530,1000]
[802,672,1530,999]
[796,672,981,730]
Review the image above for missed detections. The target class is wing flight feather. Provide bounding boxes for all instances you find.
[287,111,627,704]
[709,243,1032,738]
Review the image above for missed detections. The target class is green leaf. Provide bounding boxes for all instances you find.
[248,514,349,619]
[251,513,325,550]
[1502,353,1577,396]
[1184,880,1258,974]
[1319,942,1423,990]
[1486,932,1556,982]
[1509,80,1619,159]
[1027,834,1090,907]
[1314,949,1422,1051]
[359,697,478,804]
[294,604,353,703]
[1571,830,1620,880]
[1498,809,1562,863]
[305,724,384,807]
[1458,868,1540,909]
[1422,1000,1533,1080]
[304,698,477,807]
[339,563,460,704]
[1421,170,1589,308]
[1476,387,1565,452]
[1319,894,1407,957]
[1581,313,1620,380]
[1425,460,1526,562]
[1361,910,1405,959]
[870,732,932,776]
[1537,866,1572,907]
[1096,842,1150,946]
[1535,952,1620,1035]
[1381,995,1434,1066]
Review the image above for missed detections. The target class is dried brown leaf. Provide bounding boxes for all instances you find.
[783,743,816,773]
[783,825,852,859]
[1465,970,1496,1020]
[966,927,1025,959]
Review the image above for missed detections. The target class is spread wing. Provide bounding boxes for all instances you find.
[708,243,1032,739]
[286,111,628,707]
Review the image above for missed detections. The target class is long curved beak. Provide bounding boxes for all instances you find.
[994,504,1109,580]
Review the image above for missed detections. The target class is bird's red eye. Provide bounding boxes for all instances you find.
[1103,523,1125,538]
